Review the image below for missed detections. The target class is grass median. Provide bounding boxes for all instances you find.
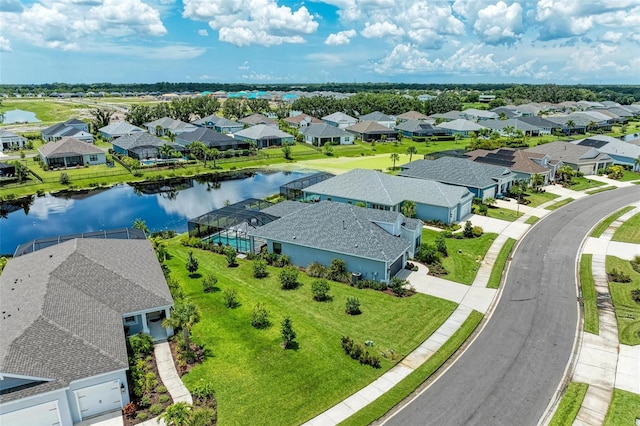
[590,206,635,238]
[487,238,516,289]
[549,382,588,426]
[611,213,640,243]
[579,254,599,335]
[545,198,574,211]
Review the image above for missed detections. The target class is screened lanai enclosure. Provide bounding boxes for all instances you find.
[279,172,334,200]
[187,198,277,253]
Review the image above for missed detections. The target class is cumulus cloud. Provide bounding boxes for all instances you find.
[473,1,523,44]
[599,31,622,43]
[325,29,357,45]
[182,0,318,46]
[508,58,551,79]
[0,36,11,52]
[361,22,403,38]
[198,29,208,36]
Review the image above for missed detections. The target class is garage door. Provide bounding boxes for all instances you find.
[460,200,472,220]
[74,380,122,420]
[0,401,61,426]
[389,255,404,278]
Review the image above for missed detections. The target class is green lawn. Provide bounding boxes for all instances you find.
[549,382,589,426]
[422,229,498,285]
[545,198,574,211]
[478,206,523,222]
[591,206,635,238]
[524,191,559,207]
[606,256,640,345]
[340,310,483,426]
[524,216,540,225]
[566,177,606,192]
[487,238,516,289]
[1,98,91,124]
[611,213,640,243]
[604,389,640,426]
[164,240,458,426]
[586,186,616,195]
[619,170,640,182]
[580,254,599,335]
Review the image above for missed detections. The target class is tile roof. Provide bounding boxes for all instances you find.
[399,157,514,189]
[0,239,173,402]
[38,137,103,158]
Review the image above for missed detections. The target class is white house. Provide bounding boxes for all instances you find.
[0,129,27,151]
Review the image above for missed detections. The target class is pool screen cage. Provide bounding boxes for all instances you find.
[187,198,277,253]
[279,172,334,200]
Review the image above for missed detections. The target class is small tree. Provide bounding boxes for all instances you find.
[346,297,361,315]
[311,279,331,301]
[463,220,474,238]
[162,302,200,351]
[435,234,448,257]
[416,243,440,264]
[401,200,416,218]
[222,288,239,308]
[186,251,199,276]
[390,152,400,169]
[279,266,299,289]
[323,142,334,156]
[59,172,70,185]
[280,316,297,349]
[406,145,418,162]
[132,218,149,234]
[389,277,408,297]
[282,142,292,160]
[202,273,217,293]
[253,258,268,278]
[224,245,237,267]
[251,303,270,328]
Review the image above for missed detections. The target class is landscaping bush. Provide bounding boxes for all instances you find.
[340,336,381,368]
[463,220,474,238]
[327,258,349,283]
[280,316,297,349]
[311,279,331,301]
[149,403,164,416]
[159,394,170,403]
[59,172,70,185]
[192,380,217,402]
[306,261,328,278]
[251,303,270,329]
[631,256,640,274]
[222,288,239,308]
[632,289,640,304]
[157,385,167,394]
[472,226,484,237]
[202,273,218,293]
[279,266,300,290]
[608,268,631,283]
[428,262,449,277]
[127,333,154,358]
[253,259,268,278]
[224,245,237,266]
[416,243,440,264]
[136,412,148,421]
[346,297,361,315]
[435,234,448,257]
[389,277,410,297]
[123,402,136,417]
[139,395,151,408]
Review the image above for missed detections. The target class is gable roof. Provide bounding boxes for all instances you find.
[322,112,357,124]
[346,120,396,134]
[239,113,276,126]
[304,169,473,208]
[399,157,513,189]
[99,121,144,136]
[234,124,293,140]
[525,141,611,164]
[214,117,243,128]
[38,137,103,158]
[0,129,26,139]
[112,132,167,150]
[396,111,428,121]
[0,238,173,402]
[248,201,416,263]
[466,148,550,175]
[176,127,237,147]
[573,135,640,159]
[299,123,351,138]
[358,111,394,122]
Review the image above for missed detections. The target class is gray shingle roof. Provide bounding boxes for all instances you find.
[525,141,611,164]
[176,127,237,147]
[0,239,173,402]
[99,121,144,137]
[38,137,103,158]
[112,132,167,150]
[399,157,513,189]
[435,119,486,132]
[299,123,350,138]
[358,111,394,121]
[573,135,640,159]
[234,124,293,140]
[145,117,197,133]
[480,119,541,133]
[345,120,395,134]
[322,112,357,124]
[248,201,415,262]
[304,169,472,208]
[395,119,436,134]
[260,201,308,217]
[239,113,276,126]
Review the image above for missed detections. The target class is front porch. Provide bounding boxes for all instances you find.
[123,308,173,342]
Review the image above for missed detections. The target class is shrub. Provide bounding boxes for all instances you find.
[123,402,136,416]
[306,262,327,278]
[280,316,297,349]
[139,395,151,408]
[253,259,268,278]
[59,172,70,185]
[340,336,380,368]
[472,226,484,237]
[251,303,270,329]
[149,403,164,416]
[127,333,154,357]
[389,277,409,297]
[192,380,216,402]
[224,245,237,266]
[632,289,640,304]
[346,297,361,315]
[327,258,348,281]
[202,273,218,293]
[416,243,440,264]
[157,385,167,394]
[608,268,631,283]
[144,372,158,394]
[185,251,199,276]
[477,204,488,215]
[435,234,448,257]
[311,279,331,301]
[222,288,239,308]
[136,412,148,421]
[159,394,170,403]
[463,220,474,238]
[279,266,300,290]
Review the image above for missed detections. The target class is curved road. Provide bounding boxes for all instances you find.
[385,186,640,426]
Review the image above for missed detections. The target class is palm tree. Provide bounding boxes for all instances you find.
[634,156,640,172]
[530,173,545,191]
[587,121,599,133]
[162,302,200,350]
[406,146,418,162]
[565,120,576,138]
[557,165,576,184]
[159,144,174,159]
[390,152,400,170]
[209,148,220,168]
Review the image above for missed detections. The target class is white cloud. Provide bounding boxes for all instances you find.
[361,22,403,39]
[183,0,318,46]
[198,29,208,36]
[325,29,357,45]
[238,61,250,70]
[306,53,344,65]
[473,1,523,44]
[599,31,622,43]
[0,36,12,52]
[507,58,551,79]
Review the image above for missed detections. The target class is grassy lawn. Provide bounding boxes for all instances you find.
[545,198,574,211]
[164,240,459,426]
[422,229,498,285]
[565,177,606,192]
[619,170,640,182]
[591,206,635,238]
[487,238,516,289]
[524,216,540,225]
[480,206,523,222]
[606,256,640,346]
[586,186,616,195]
[1,98,91,124]
[340,310,483,426]
[580,254,599,335]
[549,382,589,426]
[524,191,559,207]
[611,213,640,243]
[603,389,640,426]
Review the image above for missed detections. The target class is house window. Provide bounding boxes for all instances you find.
[89,154,98,161]
[123,315,138,326]
[273,242,282,254]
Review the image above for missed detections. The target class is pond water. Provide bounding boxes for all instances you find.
[621,133,640,142]
[0,171,310,255]
[1,109,41,124]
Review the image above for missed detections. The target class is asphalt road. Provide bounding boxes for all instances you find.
[384,186,640,426]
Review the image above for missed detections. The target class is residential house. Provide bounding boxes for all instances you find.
[430,110,462,122]
[283,113,322,128]
[191,114,220,128]
[41,119,94,143]
[0,162,16,177]
[0,237,174,425]
[299,123,353,146]
[358,111,396,128]
[466,148,558,184]
[239,113,278,128]
[249,201,422,283]
[144,117,197,136]
[345,120,397,142]
[233,124,294,148]
[573,135,640,171]
[396,111,429,122]
[321,112,358,128]
[460,108,498,121]
[516,116,562,135]
[98,121,145,141]
[39,137,106,168]
[112,132,184,159]
[0,129,27,151]
[525,141,612,175]
[490,107,521,119]
[176,128,250,151]
[213,117,244,134]
[303,169,473,224]
[399,157,515,200]
[395,120,442,138]
[545,114,588,135]
[435,119,486,137]
[481,119,542,137]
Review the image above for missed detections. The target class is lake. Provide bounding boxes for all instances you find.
[1,109,41,124]
[0,171,310,255]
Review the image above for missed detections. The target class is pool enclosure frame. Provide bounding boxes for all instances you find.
[279,172,334,200]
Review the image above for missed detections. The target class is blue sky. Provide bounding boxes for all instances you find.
[1,0,639,85]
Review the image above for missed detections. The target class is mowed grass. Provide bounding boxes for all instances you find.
[487,238,516,289]
[524,216,540,225]
[566,177,605,191]
[612,213,640,243]
[549,382,589,426]
[604,389,640,426]
[591,206,635,238]
[422,229,497,285]
[524,191,559,207]
[545,198,574,211]
[1,98,90,123]
[482,206,523,222]
[619,170,640,182]
[606,256,640,345]
[164,240,458,426]
[580,254,599,335]
[586,186,616,195]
